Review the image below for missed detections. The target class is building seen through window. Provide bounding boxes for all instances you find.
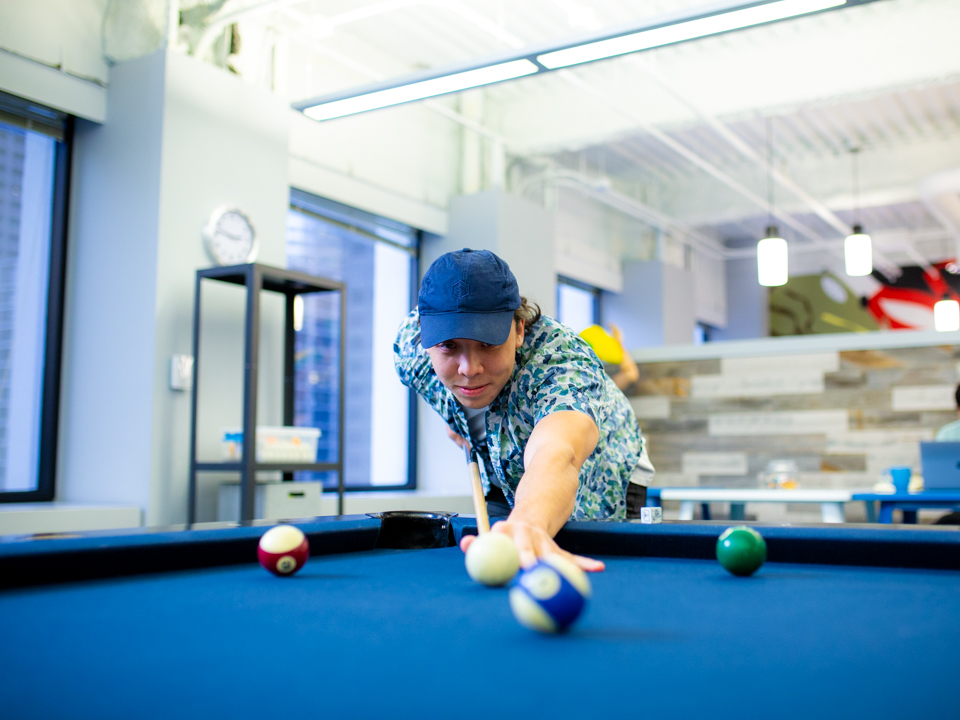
[286,191,416,490]
[0,92,69,500]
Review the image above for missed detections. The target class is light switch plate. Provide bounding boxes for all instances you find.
[170,355,194,391]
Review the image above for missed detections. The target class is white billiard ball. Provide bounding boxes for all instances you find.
[464,532,520,586]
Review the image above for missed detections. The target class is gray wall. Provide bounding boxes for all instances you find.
[443,190,556,317]
[414,192,557,495]
[59,50,290,525]
[662,263,697,345]
[59,52,166,513]
[711,256,769,342]
[604,260,696,349]
[603,261,663,349]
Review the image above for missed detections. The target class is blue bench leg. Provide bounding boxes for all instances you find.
[701,503,711,521]
[864,500,877,523]
[902,510,918,524]
[729,503,745,521]
[878,503,894,523]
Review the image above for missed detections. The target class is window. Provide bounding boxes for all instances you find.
[556,276,600,333]
[0,92,70,502]
[286,190,417,490]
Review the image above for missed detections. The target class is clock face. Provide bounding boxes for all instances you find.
[203,208,257,266]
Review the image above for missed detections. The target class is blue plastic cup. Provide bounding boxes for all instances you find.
[889,466,912,494]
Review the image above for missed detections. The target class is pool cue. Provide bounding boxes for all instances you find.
[464,442,490,535]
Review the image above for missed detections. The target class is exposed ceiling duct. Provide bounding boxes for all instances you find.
[919,168,960,255]
[102,0,171,63]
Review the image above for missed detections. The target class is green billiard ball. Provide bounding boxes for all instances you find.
[716,526,767,576]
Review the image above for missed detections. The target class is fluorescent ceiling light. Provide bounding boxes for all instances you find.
[844,228,872,277]
[934,298,960,332]
[304,59,539,121]
[538,0,846,70]
[757,231,788,287]
[298,0,865,121]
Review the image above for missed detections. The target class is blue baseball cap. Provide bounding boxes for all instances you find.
[419,249,521,348]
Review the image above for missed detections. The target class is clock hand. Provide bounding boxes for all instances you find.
[218,229,247,242]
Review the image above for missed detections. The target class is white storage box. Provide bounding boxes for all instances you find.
[220,426,321,463]
[217,481,323,522]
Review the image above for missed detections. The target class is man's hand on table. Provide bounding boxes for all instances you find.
[459,519,605,573]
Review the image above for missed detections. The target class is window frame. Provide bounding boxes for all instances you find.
[0,94,73,503]
[287,189,419,492]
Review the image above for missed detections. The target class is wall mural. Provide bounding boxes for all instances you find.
[770,262,960,336]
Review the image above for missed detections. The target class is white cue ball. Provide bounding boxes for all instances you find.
[464,532,520,586]
[259,525,306,553]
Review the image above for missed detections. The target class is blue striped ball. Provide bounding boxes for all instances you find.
[509,554,591,633]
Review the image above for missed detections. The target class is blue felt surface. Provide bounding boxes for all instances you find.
[1,547,958,720]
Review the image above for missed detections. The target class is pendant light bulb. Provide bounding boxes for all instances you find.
[934,296,960,332]
[844,225,873,277]
[757,226,788,287]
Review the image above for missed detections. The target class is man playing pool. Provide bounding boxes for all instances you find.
[394,249,654,571]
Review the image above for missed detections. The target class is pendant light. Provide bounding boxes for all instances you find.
[935,294,960,332]
[844,149,872,276]
[758,227,788,286]
[757,117,787,286]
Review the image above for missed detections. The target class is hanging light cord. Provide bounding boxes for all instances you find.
[766,116,774,231]
[852,148,861,230]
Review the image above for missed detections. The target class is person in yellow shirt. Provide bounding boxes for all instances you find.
[579,323,639,391]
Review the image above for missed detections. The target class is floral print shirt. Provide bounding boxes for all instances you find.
[393,310,648,519]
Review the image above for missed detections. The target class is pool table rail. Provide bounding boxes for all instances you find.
[456,519,960,572]
[2,514,958,591]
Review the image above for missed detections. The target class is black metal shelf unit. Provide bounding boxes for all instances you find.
[188,263,346,522]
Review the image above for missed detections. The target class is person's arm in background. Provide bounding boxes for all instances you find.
[459,410,604,572]
[608,324,639,390]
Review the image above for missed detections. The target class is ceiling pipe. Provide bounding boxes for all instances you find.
[534,174,933,281]
[277,4,508,141]
[195,0,528,69]
[633,58,855,238]
[193,0,309,59]
[919,168,960,257]
[622,59,906,275]
[302,0,524,49]
[557,71,832,249]
[517,168,727,261]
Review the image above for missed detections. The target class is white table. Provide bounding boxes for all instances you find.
[654,488,857,523]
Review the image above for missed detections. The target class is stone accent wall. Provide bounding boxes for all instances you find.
[627,346,960,496]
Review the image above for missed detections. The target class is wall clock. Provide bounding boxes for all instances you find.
[202,207,257,266]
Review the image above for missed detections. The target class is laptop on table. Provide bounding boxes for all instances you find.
[919,442,960,493]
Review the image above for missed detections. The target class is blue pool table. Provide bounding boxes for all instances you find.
[1,514,958,719]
